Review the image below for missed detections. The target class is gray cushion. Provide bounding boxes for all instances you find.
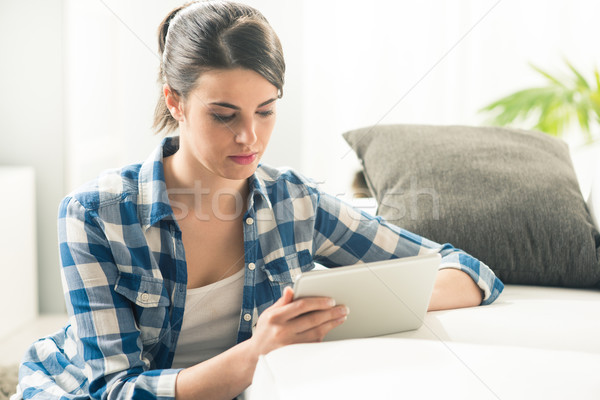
[343,124,600,287]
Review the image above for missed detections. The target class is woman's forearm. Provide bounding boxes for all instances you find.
[428,268,483,311]
[175,339,258,400]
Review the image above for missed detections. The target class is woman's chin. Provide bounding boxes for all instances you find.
[221,165,258,181]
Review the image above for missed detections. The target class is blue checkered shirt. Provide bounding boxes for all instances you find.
[14,136,503,400]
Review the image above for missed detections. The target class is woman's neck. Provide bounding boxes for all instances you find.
[163,150,249,222]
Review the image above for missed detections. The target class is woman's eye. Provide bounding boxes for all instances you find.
[257,110,274,118]
[212,113,236,123]
[211,110,273,123]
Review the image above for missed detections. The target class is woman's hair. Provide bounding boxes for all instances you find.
[153,0,285,135]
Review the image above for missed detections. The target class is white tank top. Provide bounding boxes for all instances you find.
[171,268,245,369]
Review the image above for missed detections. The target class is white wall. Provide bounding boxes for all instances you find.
[299,0,600,196]
[64,0,172,191]
[2,0,599,314]
[0,0,65,314]
[0,168,37,337]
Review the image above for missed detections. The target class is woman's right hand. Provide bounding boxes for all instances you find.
[248,286,349,357]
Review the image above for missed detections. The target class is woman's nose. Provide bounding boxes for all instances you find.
[235,117,258,145]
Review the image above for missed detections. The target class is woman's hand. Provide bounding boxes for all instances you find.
[175,288,348,400]
[248,286,349,357]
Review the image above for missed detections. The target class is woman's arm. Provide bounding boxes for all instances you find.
[428,268,484,311]
[175,270,481,400]
[312,192,503,306]
[175,287,347,400]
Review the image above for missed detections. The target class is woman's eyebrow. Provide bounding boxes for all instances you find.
[257,97,278,107]
[209,97,278,110]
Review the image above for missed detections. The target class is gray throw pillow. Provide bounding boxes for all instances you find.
[343,124,600,287]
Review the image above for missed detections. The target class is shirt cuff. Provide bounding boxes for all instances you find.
[128,368,182,400]
[438,253,504,306]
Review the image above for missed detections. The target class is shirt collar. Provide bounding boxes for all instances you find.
[247,165,273,210]
[138,136,179,229]
[138,135,272,229]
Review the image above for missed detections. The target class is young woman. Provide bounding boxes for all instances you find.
[14,1,503,399]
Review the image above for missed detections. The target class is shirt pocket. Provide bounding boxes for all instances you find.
[114,272,170,345]
[262,249,315,297]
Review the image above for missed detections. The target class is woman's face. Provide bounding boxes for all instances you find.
[172,68,279,181]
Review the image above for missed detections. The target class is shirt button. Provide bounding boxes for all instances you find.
[248,262,256,271]
[243,313,252,322]
[140,293,150,302]
[245,217,254,225]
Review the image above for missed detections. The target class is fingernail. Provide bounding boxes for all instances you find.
[329,298,336,307]
[344,306,350,315]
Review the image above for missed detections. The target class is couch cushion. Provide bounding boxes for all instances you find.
[343,124,600,287]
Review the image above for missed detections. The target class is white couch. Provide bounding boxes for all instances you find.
[244,284,600,399]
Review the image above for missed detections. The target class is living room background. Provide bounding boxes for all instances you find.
[1,0,598,314]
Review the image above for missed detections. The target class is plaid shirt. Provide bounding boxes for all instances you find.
[14,136,503,400]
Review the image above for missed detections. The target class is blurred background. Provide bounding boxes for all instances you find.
[1,0,599,320]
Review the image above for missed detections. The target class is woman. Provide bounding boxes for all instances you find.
[14,1,503,399]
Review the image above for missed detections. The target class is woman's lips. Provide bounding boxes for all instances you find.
[229,153,257,165]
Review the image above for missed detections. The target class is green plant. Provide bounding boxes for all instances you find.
[480,60,600,145]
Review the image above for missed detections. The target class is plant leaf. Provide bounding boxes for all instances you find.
[565,59,591,90]
[590,91,600,117]
[593,68,600,119]
[529,63,565,88]
[480,86,570,134]
[480,61,600,142]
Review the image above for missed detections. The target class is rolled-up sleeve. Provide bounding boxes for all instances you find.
[312,192,503,305]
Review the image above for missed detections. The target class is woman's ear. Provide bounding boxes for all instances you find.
[163,84,183,121]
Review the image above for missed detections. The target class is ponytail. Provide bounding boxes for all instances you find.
[152,1,198,135]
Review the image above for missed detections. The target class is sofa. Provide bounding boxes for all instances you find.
[244,124,600,399]
[245,285,600,399]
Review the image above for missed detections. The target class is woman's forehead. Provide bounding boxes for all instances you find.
[190,68,278,106]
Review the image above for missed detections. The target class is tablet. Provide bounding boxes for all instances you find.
[292,253,441,341]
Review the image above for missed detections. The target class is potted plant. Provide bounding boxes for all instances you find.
[480,60,600,145]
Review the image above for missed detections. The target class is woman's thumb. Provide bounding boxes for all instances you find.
[279,286,294,305]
